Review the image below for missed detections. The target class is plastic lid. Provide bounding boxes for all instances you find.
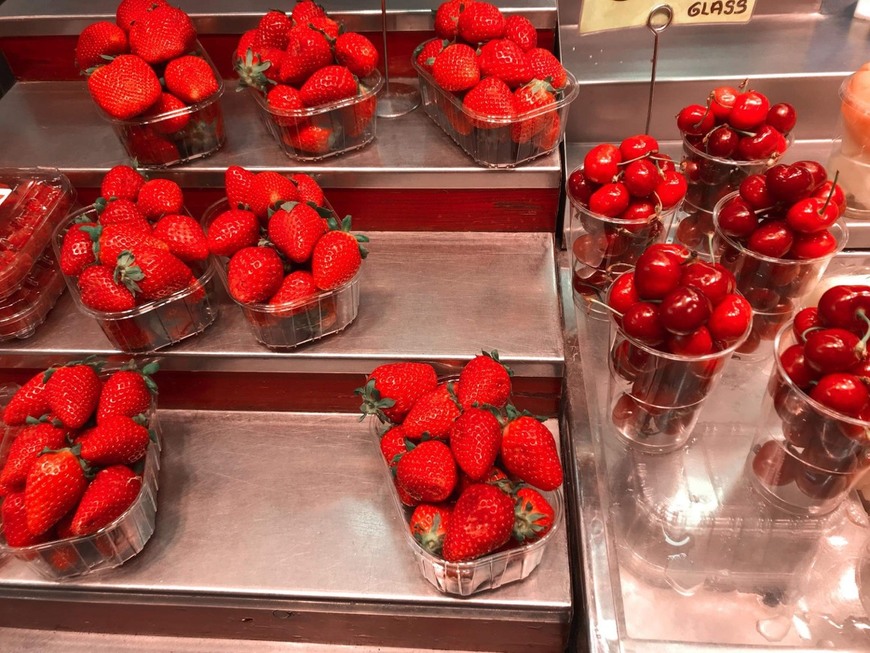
[0,251,64,338]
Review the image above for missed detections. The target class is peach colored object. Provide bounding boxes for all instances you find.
[841,65,870,155]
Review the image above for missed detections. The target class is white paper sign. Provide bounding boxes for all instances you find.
[580,0,757,34]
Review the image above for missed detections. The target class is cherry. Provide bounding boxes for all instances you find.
[568,168,594,204]
[736,125,783,161]
[709,85,739,120]
[611,340,653,384]
[589,182,630,217]
[655,154,677,174]
[680,261,735,306]
[654,170,688,209]
[572,233,605,267]
[838,402,870,441]
[785,197,839,235]
[813,182,846,216]
[668,326,714,356]
[717,196,758,239]
[793,306,822,343]
[677,104,715,136]
[659,286,711,335]
[634,246,686,300]
[623,158,659,198]
[810,373,869,417]
[705,125,739,158]
[794,445,854,501]
[738,174,773,211]
[584,144,622,185]
[623,302,666,345]
[728,90,770,130]
[746,220,794,258]
[765,163,814,203]
[779,343,817,389]
[766,103,797,134]
[619,134,659,161]
[620,200,657,222]
[752,440,796,487]
[803,328,862,374]
[790,230,837,260]
[818,285,870,331]
[792,160,826,190]
[676,214,706,249]
[708,293,752,342]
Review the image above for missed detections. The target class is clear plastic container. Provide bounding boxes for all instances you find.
[0,168,74,300]
[0,379,161,580]
[412,40,578,169]
[746,321,870,516]
[202,199,361,350]
[368,416,564,596]
[0,249,65,341]
[828,71,870,220]
[96,43,226,168]
[248,71,383,162]
[53,205,220,353]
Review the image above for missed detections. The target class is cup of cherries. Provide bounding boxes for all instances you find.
[567,134,687,316]
[605,243,753,453]
[712,160,849,358]
[675,84,796,252]
[748,284,870,515]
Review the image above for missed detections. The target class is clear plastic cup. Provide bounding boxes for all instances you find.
[827,72,870,220]
[0,249,65,341]
[248,71,383,162]
[746,321,870,516]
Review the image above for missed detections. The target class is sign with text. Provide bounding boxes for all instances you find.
[580,0,757,33]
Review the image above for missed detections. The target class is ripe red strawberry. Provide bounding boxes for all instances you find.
[442,484,514,562]
[291,0,327,25]
[0,423,68,495]
[267,85,305,127]
[334,33,379,78]
[300,65,358,108]
[416,39,447,73]
[456,465,509,496]
[1,491,49,547]
[25,449,88,535]
[128,4,196,66]
[280,26,333,86]
[268,270,318,307]
[284,123,334,155]
[126,129,180,166]
[357,362,438,423]
[402,383,462,440]
[268,202,328,263]
[45,365,101,429]
[477,39,533,89]
[395,440,457,503]
[380,424,410,469]
[449,408,502,480]
[144,93,191,130]
[71,465,142,536]
[432,44,480,92]
[463,77,515,127]
[97,363,157,423]
[87,54,162,120]
[100,165,145,202]
[235,29,259,63]
[77,262,132,312]
[256,10,293,50]
[457,350,512,409]
[347,92,377,138]
[504,15,537,52]
[526,48,567,89]
[227,246,284,304]
[136,179,184,221]
[164,55,220,104]
[511,79,556,143]
[115,248,195,302]
[226,166,256,210]
[434,0,471,39]
[2,372,51,426]
[395,478,419,507]
[75,22,128,73]
[206,208,260,257]
[311,216,368,290]
[458,2,505,43]
[410,504,452,556]
[308,15,340,39]
[512,486,554,543]
[116,0,168,32]
[248,172,300,220]
[501,415,563,491]
[79,415,150,466]
[87,222,169,268]
[533,113,561,150]
[99,199,145,226]
[152,214,209,263]
[290,173,324,206]
[60,221,98,276]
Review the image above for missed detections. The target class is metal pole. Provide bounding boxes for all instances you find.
[645,4,673,135]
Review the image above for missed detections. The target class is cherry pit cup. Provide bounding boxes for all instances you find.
[712,192,848,359]
[746,321,870,516]
[607,286,751,454]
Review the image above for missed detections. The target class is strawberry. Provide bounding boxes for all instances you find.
[449,408,502,480]
[87,54,161,120]
[75,22,128,73]
[44,364,101,430]
[442,484,514,562]
[1,491,49,547]
[99,199,145,226]
[311,216,367,291]
[136,178,184,221]
[268,202,328,263]
[457,350,512,409]
[164,55,220,104]
[290,173,324,206]
[267,85,305,127]
[434,0,472,40]
[152,214,209,262]
[126,129,180,166]
[334,33,379,78]
[291,0,327,26]
[206,208,260,257]
[500,414,563,491]
[143,93,192,134]
[234,48,275,92]
[256,10,293,50]
[97,362,158,423]
[284,123,334,155]
[115,249,195,302]
[463,77,515,128]
[87,222,168,268]
[2,372,51,426]
[380,424,410,469]
[357,362,438,423]
[395,440,457,503]
[300,65,358,107]
[280,26,333,87]
[226,166,256,210]
[77,264,135,312]
[395,478,419,507]
[100,165,145,203]
[79,415,150,466]
[235,29,259,63]
[0,423,68,495]
[456,465,508,496]
[512,486,554,543]
[458,2,505,43]
[432,44,480,93]
[71,465,142,537]
[533,113,561,150]
[128,4,196,66]
[410,504,452,556]
[347,92,377,138]
[526,48,567,89]
[308,15,340,39]
[268,270,318,307]
[416,39,447,73]
[227,246,284,304]
[25,449,89,535]
[477,39,533,89]
[504,15,537,52]
[402,383,462,440]
[116,0,168,32]
[510,79,556,143]
[60,221,98,276]
[248,172,300,220]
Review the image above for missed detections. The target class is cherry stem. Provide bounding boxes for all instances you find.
[800,325,825,341]
[705,232,717,262]
[586,297,624,318]
[818,170,840,217]
[738,78,749,91]
[856,308,870,356]
[617,152,653,167]
[692,102,713,131]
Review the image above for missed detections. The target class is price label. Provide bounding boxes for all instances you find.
[580,0,757,34]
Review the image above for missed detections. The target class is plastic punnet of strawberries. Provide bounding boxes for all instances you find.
[357,351,562,565]
[0,360,160,574]
[77,0,225,167]
[234,2,381,159]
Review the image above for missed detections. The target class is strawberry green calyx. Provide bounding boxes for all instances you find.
[482,349,514,377]
[234,49,273,93]
[42,357,105,384]
[445,381,462,411]
[24,414,63,427]
[39,444,95,479]
[413,511,446,555]
[80,223,104,258]
[325,214,369,259]
[504,403,546,423]
[114,250,145,295]
[356,378,397,422]
[119,358,160,396]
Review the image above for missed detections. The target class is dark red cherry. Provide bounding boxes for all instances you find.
[654,170,688,209]
[619,134,659,161]
[655,154,677,174]
[584,144,622,185]
[709,85,739,120]
[729,90,770,130]
[634,246,686,300]
[793,307,822,343]
[810,373,870,417]
[813,182,847,216]
[752,440,797,487]
[607,272,640,316]
[611,340,651,383]
[817,285,870,332]
[765,163,814,203]
[623,158,659,198]
[568,168,594,205]
[677,104,715,136]
[708,293,752,342]
[717,196,758,239]
[620,200,657,222]
[792,160,826,191]
[803,328,862,374]
[667,326,714,356]
[739,174,773,211]
[786,197,839,235]
[680,261,735,306]
[766,103,797,135]
[779,344,817,389]
[747,220,794,258]
[790,230,838,260]
[736,125,783,161]
[589,182,630,217]
[660,286,712,335]
[705,125,739,158]
[623,302,666,345]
